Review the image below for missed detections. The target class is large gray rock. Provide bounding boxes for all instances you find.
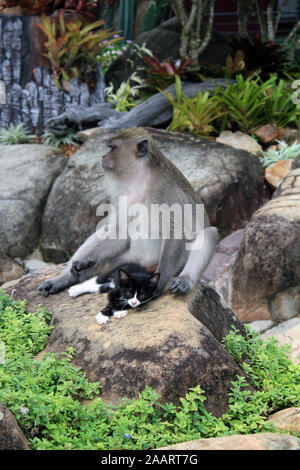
[40,127,265,263]
[4,265,251,416]
[0,144,66,261]
[229,166,300,322]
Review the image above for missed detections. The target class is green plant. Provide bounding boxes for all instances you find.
[260,140,300,168]
[98,35,132,75]
[42,130,82,147]
[36,12,120,89]
[1,292,299,450]
[214,74,276,133]
[0,123,37,145]
[162,76,225,137]
[105,72,143,112]
[264,78,300,128]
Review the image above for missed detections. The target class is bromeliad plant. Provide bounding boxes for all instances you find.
[162,76,225,137]
[36,12,120,89]
[260,140,300,168]
[143,56,193,91]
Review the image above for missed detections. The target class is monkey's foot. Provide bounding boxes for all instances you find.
[68,285,83,297]
[95,312,110,325]
[113,310,128,319]
[71,259,96,280]
[168,276,193,294]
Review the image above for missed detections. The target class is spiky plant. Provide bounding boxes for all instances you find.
[0,123,37,145]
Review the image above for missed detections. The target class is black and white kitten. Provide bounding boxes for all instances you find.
[68,263,160,324]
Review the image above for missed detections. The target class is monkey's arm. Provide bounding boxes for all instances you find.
[38,223,129,297]
[153,238,187,298]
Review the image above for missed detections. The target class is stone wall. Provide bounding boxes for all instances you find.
[0,14,105,133]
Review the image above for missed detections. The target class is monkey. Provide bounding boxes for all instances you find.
[38,127,218,298]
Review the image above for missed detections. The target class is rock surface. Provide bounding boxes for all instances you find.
[0,404,30,450]
[265,159,292,189]
[158,433,300,450]
[0,144,66,260]
[267,408,300,434]
[4,265,250,416]
[229,166,300,322]
[262,317,300,362]
[40,128,265,263]
[216,131,264,157]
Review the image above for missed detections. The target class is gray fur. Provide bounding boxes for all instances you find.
[38,128,217,297]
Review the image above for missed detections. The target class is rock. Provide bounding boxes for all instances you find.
[268,408,300,434]
[247,320,275,334]
[265,159,292,189]
[0,404,30,450]
[216,131,264,157]
[261,318,300,362]
[0,254,24,285]
[284,128,299,146]
[229,166,300,322]
[4,265,251,416]
[254,124,285,144]
[40,128,265,263]
[158,433,300,450]
[270,286,300,321]
[0,145,66,260]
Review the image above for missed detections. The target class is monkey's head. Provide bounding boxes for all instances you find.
[101,128,151,178]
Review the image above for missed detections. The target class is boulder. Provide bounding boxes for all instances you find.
[158,433,300,450]
[0,404,30,450]
[229,166,300,322]
[0,254,23,285]
[0,144,66,260]
[261,318,300,363]
[4,265,250,416]
[40,128,265,263]
[267,408,300,434]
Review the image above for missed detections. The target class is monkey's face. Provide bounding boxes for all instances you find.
[101,137,149,177]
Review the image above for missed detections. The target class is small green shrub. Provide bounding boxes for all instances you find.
[105,72,143,112]
[0,293,299,450]
[41,130,82,148]
[162,76,225,137]
[0,123,37,145]
[260,140,300,167]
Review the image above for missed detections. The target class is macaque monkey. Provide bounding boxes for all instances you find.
[39,127,218,298]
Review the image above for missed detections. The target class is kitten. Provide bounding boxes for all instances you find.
[68,263,160,325]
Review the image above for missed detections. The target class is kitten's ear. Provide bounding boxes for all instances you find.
[119,269,131,286]
[137,139,148,158]
[147,272,160,288]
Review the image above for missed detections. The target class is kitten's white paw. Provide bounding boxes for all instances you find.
[68,285,82,297]
[113,310,128,319]
[95,312,110,324]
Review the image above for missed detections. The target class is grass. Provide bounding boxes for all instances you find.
[0,291,299,450]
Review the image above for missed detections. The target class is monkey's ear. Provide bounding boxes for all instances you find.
[137,139,148,158]
[119,269,131,286]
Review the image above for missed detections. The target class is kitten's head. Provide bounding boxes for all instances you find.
[118,269,160,308]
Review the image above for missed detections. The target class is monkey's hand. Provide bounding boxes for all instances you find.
[70,259,96,280]
[168,275,193,295]
[38,278,64,297]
